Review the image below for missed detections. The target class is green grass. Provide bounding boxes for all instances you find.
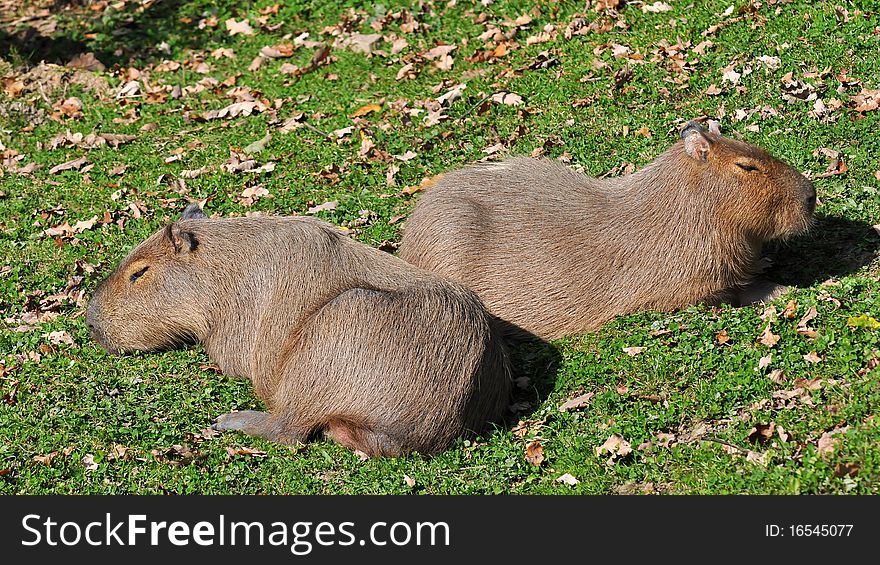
[1,0,878,494]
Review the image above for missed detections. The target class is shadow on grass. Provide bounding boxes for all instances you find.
[494,320,563,430]
[0,0,216,68]
[765,213,880,288]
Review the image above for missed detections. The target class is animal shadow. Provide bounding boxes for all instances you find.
[764,213,879,288]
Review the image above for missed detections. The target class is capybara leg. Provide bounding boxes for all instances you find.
[324,419,403,457]
[732,278,788,306]
[212,410,305,445]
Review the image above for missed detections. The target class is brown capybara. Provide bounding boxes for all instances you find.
[86,204,511,457]
[398,120,816,340]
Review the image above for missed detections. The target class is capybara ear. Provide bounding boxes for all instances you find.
[165,223,199,254]
[182,202,208,220]
[706,119,721,136]
[681,121,712,162]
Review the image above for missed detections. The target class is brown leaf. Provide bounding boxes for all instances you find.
[200,100,268,121]
[402,173,444,196]
[747,422,776,445]
[260,44,295,58]
[559,392,595,412]
[715,329,730,345]
[757,323,780,347]
[782,299,798,319]
[817,431,838,457]
[49,156,89,174]
[622,346,645,356]
[490,91,524,106]
[33,452,58,466]
[834,463,860,478]
[47,331,76,347]
[343,33,383,54]
[556,473,579,486]
[226,446,268,457]
[803,351,823,363]
[306,200,338,215]
[642,1,673,12]
[351,103,382,118]
[525,440,545,466]
[226,19,255,36]
[758,353,772,369]
[107,445,130,461]
[850,88,880,112]
[815,158,847,178]
[422,44,457,60]
[858,357,879,376]
[656,433,676,448]
[767,368,785,384]
[403,475,416,487]
[82,453,98,471]
[596,434,632,458]
[796,305,818,338]
[67,52,106,72]
[703,84,724,97]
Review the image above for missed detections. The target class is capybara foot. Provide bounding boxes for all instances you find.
[732,278,789,307]
[212,410,294,444]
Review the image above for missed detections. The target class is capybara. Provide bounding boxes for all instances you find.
[86,204,511,456]
[398,120,816,340]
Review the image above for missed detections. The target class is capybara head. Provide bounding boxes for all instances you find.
[86,204,210,354]
[677,120,816,241]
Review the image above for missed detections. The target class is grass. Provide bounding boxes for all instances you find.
[1,0,878,494]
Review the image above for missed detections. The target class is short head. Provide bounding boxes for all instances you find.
[86,203,211,354]
[677,120,816,241]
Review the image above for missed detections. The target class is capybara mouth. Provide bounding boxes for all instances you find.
[87,322,119,355]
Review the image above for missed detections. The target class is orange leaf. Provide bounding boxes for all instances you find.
[350,103,382,118]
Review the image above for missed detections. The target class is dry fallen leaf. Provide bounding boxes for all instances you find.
[796,305,818,338]
[758,324,780,347]
[556,473,579,486]
[403,475,416,488]
[402,173,445,196]
[596,434,632,458]
[226,446,268,457]
[525,440,545,466]
[422,44,457,60]
[782,299,798,319]
[33,452,58,466]
[803,351,823,363]
[82,453,98,471]
[307,201,338,215]
[238,185,271,206]
[715,330,730,345]
[758,353,772,369]
[47,331,76,347]
[747,422,776,445]
[642,1,673,12]
[490,91,524,106]
[226,18,255,36]
[817,431,838,457]
[558,392,595,412]
[351,103,382,118]
[622,346,645,356]
[656,432,676,448]
[49,156,89,174]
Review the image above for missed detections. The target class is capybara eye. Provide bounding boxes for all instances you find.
[129,266,149,283]
[735,161,759,172]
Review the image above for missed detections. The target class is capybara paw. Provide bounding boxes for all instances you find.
[212,410,270,433]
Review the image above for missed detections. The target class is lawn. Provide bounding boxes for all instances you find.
[1,0,878,494]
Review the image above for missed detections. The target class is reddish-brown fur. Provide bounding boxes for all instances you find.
[86,205,511,456]
[398,121,816,340]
